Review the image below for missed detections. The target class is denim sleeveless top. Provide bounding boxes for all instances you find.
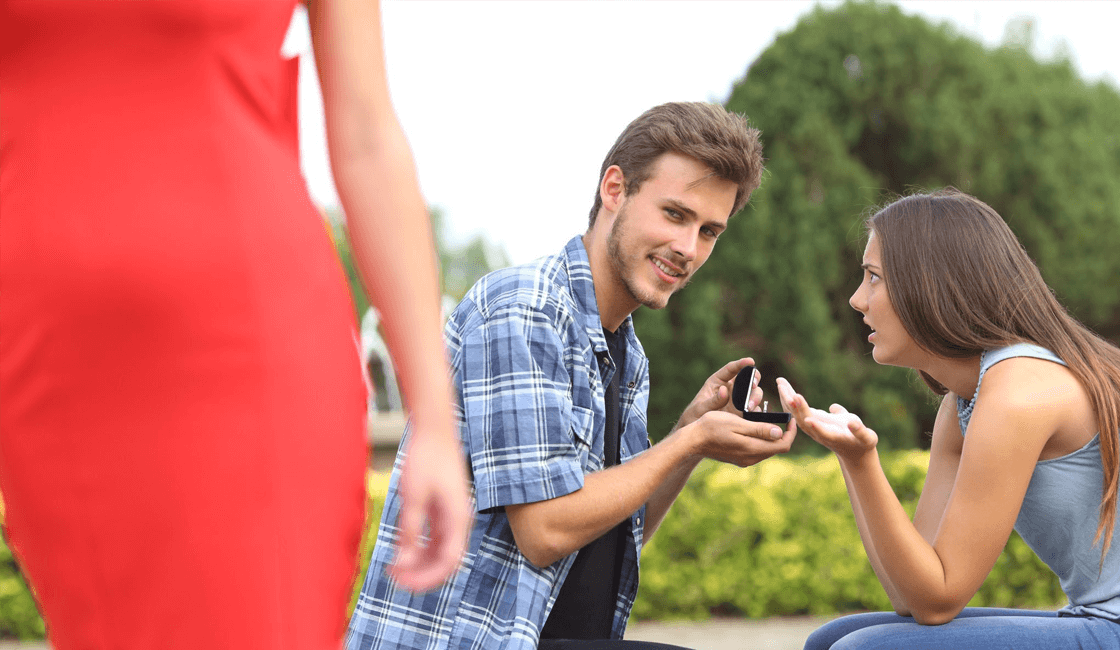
[957,342,1120,620]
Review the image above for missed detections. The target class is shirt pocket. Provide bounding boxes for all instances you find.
[568,403,598,461]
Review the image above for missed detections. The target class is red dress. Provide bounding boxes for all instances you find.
[0,2,368,648]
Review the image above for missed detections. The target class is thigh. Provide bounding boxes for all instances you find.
[804,609,1061,650]
[804,612,915,650]
[821,609,1120,650]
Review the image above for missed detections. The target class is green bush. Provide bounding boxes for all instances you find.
[632,452,1065,620]
[0,455,1069,639]
[352,472,391,611]
[0,534,45,640]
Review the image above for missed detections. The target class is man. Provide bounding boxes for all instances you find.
[347,102,796,650]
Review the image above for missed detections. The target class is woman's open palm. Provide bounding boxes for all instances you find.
[776,378,878,459]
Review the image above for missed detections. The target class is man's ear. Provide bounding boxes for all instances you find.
[599,165,626,213]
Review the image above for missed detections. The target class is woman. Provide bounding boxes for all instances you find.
[778,190,1120,649]
[0,1,468,648]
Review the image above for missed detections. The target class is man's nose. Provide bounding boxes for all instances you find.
[670,227,699,261]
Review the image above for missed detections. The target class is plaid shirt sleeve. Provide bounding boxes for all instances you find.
[459,299,588,512]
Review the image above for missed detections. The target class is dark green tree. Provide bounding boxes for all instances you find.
[636,1,1120,449]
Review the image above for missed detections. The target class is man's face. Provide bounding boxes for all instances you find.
[605,152,737,313]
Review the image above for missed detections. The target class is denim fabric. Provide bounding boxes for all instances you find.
[804,608,1120,650]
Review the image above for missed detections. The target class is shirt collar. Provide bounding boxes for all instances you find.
[560,235,637,355]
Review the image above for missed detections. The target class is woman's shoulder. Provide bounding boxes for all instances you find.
[982,342,1066,372]
[978,351,1082,413]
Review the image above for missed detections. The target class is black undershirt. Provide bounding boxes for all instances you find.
[540,328,630,641]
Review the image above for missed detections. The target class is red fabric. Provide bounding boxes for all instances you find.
[0,2,367,648]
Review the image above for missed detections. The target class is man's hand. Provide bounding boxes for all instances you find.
[388,427,473,592]
[675,357,763,431]
[682,409,796,467]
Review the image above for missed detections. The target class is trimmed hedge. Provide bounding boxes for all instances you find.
[0,452,1066,639]
[632,453,1064,619]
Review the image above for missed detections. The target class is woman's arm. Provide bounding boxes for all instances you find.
[841,394,963,615]
[307,0,470,592]
[838,459,906,612]
[778,362,1062,624]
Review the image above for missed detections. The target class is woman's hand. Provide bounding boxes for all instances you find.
[776,378,878,461]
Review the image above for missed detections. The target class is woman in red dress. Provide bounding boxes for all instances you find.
[0,1,469,648]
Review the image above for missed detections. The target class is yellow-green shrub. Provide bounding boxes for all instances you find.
[631,452,1065,620]
[352,472,391,611]
[0,454,1071,639]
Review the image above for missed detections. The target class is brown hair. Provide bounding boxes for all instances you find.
[588,102,764,227]
[869,188,1120,559]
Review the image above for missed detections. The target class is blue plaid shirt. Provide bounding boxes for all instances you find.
[347,236,652,650]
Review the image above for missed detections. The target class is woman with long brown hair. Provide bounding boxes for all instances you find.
[783,189,1120,648]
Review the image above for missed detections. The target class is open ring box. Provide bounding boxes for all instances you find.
[731,365,792,425]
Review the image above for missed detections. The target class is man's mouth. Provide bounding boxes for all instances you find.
[652,257,684,279]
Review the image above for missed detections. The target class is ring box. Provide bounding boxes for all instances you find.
[731,365,792,425]
[744,411,792,425]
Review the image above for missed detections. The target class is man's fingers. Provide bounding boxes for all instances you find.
[714,357,754,383]
[737,420,784,441]
[712,384,729,407]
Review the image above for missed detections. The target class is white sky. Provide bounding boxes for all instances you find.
[288,1,1120,266]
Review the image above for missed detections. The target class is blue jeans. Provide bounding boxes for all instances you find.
[804,608,1120,649]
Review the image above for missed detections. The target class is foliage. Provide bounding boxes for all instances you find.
[328,207,511,323]
[0,536,45,639]
[431,207,512,302]
[0,455,1069,639]
[631,452,1065,620]
[352,472,391,612]
[326,213,372,322]
[356,454,1063,622]
[635,1,1120,449]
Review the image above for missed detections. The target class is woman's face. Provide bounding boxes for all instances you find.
[849,231,921,367]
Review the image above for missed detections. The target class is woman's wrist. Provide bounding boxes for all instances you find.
[838,446,880,473]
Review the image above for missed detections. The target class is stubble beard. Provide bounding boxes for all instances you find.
[606,204,688,311]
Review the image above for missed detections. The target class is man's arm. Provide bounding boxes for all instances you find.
[642,358,776,538]
[507,399,794,567]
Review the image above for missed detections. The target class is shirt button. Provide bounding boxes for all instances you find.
[636,517,642,527]
[627,381,635,388]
